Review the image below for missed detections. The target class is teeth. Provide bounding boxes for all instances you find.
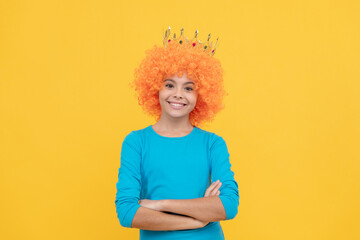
[168,102,185,107]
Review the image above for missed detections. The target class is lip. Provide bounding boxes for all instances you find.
[167,101,187,110]
[167,101,187,105]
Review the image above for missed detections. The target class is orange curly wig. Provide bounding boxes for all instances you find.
[129,39,228,128]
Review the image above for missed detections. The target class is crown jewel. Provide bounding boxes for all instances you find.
[163,26,219,56]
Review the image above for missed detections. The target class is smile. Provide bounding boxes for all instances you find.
[167,101,187,109]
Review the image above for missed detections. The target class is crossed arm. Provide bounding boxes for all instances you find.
[143,195,226,222]
[165,195,227,222]
[131,180,226,230]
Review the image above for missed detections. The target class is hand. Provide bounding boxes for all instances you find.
[139,199,163,211]
[204,180,222,197]
[192,218,210,228]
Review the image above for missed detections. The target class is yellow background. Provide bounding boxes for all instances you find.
[1,0,359,239]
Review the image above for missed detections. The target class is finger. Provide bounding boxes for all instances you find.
[217,190,220,195]
[205,180,220,196]
[204,180,219,197]
[210,182,222,195]
[204,181,217,195]
[206,182,222,197]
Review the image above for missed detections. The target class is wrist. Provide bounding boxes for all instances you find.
[160,199,168,212]
[192,218,208,229]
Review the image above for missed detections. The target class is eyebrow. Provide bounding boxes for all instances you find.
[164,79,195,85]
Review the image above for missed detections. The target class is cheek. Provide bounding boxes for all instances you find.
[158,91,167,99]
[191,94,198,104]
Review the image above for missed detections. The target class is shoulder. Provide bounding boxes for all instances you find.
[194,128,226,150]
[122,126,147,146]
[195,127,227,146]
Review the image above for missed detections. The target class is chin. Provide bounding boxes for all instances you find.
[167,113,189,118]
[163,109,190,118]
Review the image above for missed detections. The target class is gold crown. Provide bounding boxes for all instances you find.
[162,26,219,56]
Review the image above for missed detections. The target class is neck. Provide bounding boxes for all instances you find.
[153,114,193,132]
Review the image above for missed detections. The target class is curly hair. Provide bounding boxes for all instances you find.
[129,40,228,128]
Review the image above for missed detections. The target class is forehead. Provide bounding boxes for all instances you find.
[164,79,194,85]
[164,72,195,84]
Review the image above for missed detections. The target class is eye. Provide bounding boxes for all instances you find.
[165,83,174,88]
[185,87,193,91]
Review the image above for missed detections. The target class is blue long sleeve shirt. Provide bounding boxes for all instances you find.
[115,125,239,240]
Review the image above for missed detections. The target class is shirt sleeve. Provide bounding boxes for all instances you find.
[210,134,239,220]
[115,131,142,228]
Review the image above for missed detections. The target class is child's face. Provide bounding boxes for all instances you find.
[159,71,198,120]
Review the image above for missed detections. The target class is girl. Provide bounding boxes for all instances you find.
[115,27,239,240]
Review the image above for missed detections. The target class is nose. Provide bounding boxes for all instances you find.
[173,87,184,99]
[174,94,183,99]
